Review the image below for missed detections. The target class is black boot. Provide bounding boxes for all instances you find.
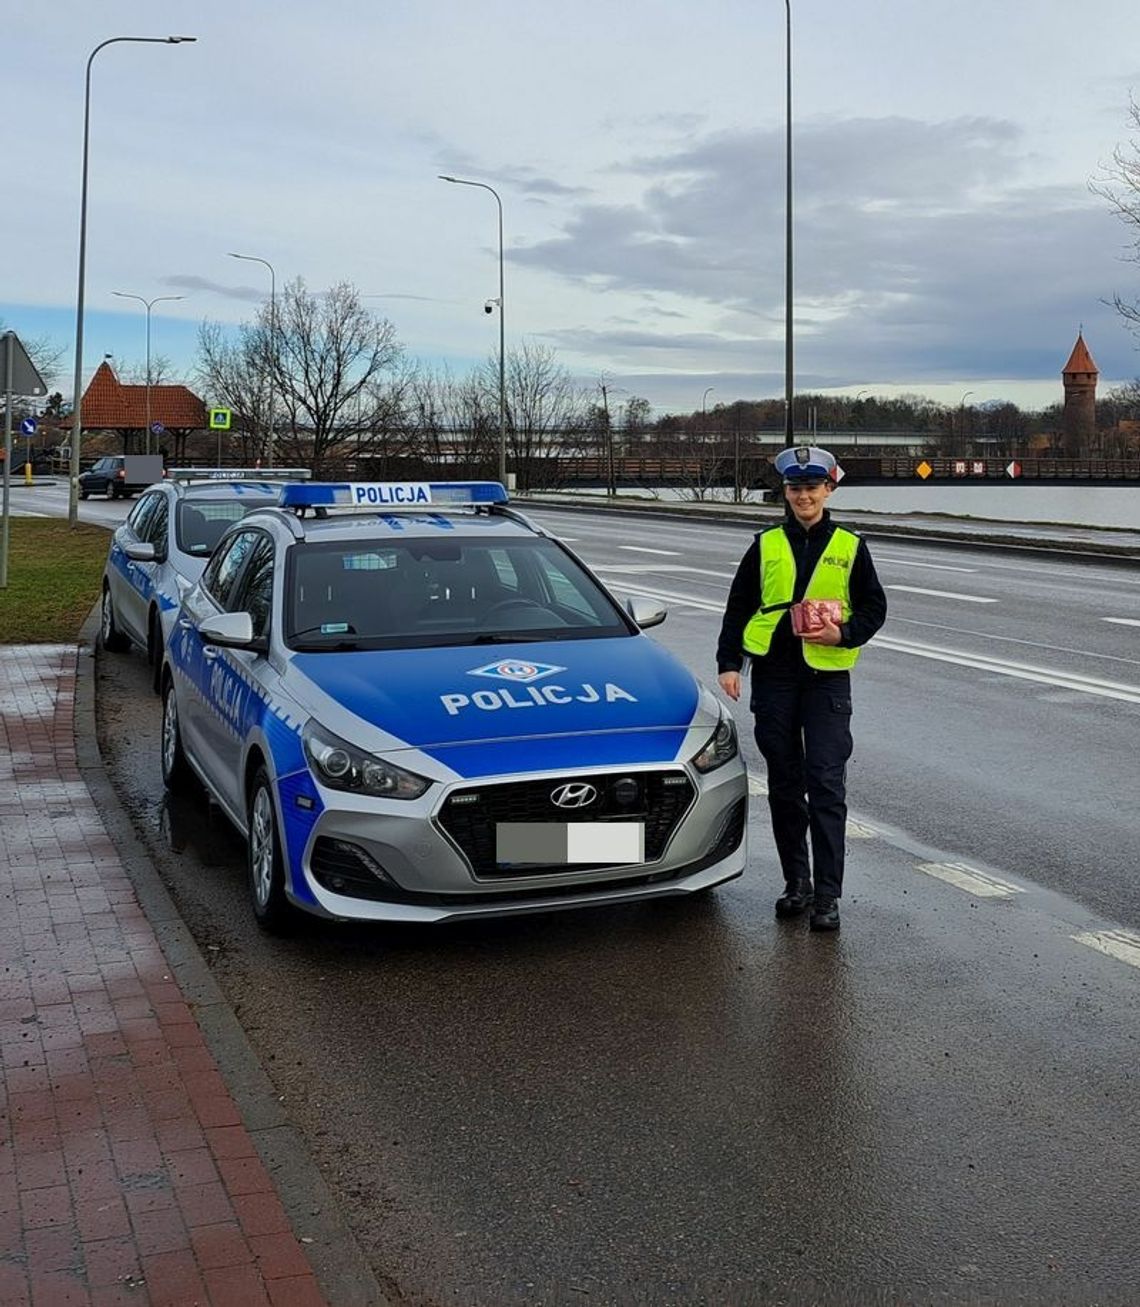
[775,879,813,918]
[809,895,841,932]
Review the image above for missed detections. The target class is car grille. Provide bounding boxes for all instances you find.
[437,769,696,878]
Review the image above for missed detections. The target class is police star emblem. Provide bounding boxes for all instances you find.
[468,659,566,684]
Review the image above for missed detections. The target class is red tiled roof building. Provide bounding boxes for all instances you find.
[80,362,207,440]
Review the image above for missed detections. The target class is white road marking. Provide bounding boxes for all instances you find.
[887,585,997,603]
[876,556,977,573]
[618,545,681,555]
[1102,617,1140,628]
[874,636,1140,704]
[916,861,1026,898]
[612,581,1140,704]
[1072,930,1140,971]
[596,563,734,578]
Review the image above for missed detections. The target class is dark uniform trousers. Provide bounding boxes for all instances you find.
[750,668,853,900]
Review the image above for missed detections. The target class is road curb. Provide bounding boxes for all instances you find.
[516,493,1140,563]
[74,605,391,1307]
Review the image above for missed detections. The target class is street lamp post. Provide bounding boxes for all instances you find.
[228,253,277,466]
[783,0,794,449]
[959,390,974,454]
[438,175,507,486]
[111,292,184,454]
[853,388,870,450]
[68,34,196,527]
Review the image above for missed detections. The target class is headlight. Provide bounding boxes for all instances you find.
[691,710,739,774]
[302,720,430,799]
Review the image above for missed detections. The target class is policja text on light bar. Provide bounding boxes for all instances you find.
[278,481,509,509]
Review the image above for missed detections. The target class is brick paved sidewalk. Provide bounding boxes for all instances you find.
[0,646,327,1307]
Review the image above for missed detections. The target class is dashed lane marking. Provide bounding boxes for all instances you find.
[886,585,997,603]
[1071,930,1140,971]
[916,861,1026,898]
[618,545,681,555]
[1102,617,1140,628]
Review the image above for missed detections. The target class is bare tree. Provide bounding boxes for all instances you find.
[271,280,402,476]
[1093,94,1140,337]
[473,341,590,491]
[194,320,274,464]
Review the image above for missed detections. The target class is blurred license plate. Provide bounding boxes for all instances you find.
[496,823,645,866]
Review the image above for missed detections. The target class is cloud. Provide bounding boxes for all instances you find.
[511,115,1138,387]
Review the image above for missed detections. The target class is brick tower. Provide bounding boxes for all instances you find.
[1061,332,1098,456]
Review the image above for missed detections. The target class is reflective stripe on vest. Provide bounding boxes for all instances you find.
[742,525,861,670]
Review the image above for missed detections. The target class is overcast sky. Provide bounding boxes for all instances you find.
[4,0,1140,415]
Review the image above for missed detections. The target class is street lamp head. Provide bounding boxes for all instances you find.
[167,36,197,43]
[438,174,458,183]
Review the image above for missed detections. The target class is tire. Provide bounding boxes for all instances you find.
[148,612,164,696]
[247,766,299,934]
[160,677,191,790]
[100,585,130,653]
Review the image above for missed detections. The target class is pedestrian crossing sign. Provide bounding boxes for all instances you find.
[208,407,232,431]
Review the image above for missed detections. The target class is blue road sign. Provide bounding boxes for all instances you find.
[150,421,165,436]
[20,418,36,436]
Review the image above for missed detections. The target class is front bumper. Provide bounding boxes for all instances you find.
[283,758,748,923]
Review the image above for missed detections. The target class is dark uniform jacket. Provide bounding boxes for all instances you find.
[716,510,887,677]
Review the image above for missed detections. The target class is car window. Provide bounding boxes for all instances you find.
[201,530,260,609]
[230,536,274,637]
[285,536,630,651]
[177,500,263,557]
[145,496,169,548]
[127,493,160,539]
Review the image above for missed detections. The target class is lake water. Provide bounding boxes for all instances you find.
[599,484,1140,530]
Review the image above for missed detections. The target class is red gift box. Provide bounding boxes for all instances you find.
[790,599,842,635]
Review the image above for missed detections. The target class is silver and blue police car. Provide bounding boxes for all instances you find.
[100,469,309,693]
[159,481,747,930]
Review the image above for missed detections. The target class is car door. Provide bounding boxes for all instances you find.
[110,492,160,648]
[197,531,276,819]
[127,492,169,646]
[177,528,260,795]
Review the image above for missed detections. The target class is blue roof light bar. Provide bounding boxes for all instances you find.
[279,481,509,510]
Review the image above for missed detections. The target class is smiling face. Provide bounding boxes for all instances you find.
[783,478,834,527]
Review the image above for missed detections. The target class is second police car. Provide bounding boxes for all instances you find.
[160,481,748,930]
[101,469,309,692]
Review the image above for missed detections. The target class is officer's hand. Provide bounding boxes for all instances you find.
[801,615,842,646]
[718,671,742,701]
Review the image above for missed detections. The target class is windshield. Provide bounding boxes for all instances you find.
[176,500,267,557]
[285,535,633,651]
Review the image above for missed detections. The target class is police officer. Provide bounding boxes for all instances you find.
[717,446,886,931]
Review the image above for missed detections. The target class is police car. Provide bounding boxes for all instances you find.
[160,481,747,931]
[100,469,310,693]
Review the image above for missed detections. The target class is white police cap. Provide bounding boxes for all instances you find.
[773,445,837,482]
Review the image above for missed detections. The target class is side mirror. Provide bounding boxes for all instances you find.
[198,611,265,651]
[625,595,667,630]
[124,542,156,563]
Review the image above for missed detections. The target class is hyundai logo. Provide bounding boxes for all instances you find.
[551,782,598,810]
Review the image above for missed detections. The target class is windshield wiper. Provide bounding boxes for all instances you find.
[470,632,544,644]
[292,639,363,651]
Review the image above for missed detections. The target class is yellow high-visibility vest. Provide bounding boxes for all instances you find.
[742,525,861,670]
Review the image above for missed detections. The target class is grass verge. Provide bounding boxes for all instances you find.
[0,517,109,643]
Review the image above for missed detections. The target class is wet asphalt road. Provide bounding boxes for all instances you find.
[86,500,1140,1306]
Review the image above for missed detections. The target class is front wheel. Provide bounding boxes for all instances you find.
[160,678,190,789]
[100,585,130,652]
[247,767,298,934]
